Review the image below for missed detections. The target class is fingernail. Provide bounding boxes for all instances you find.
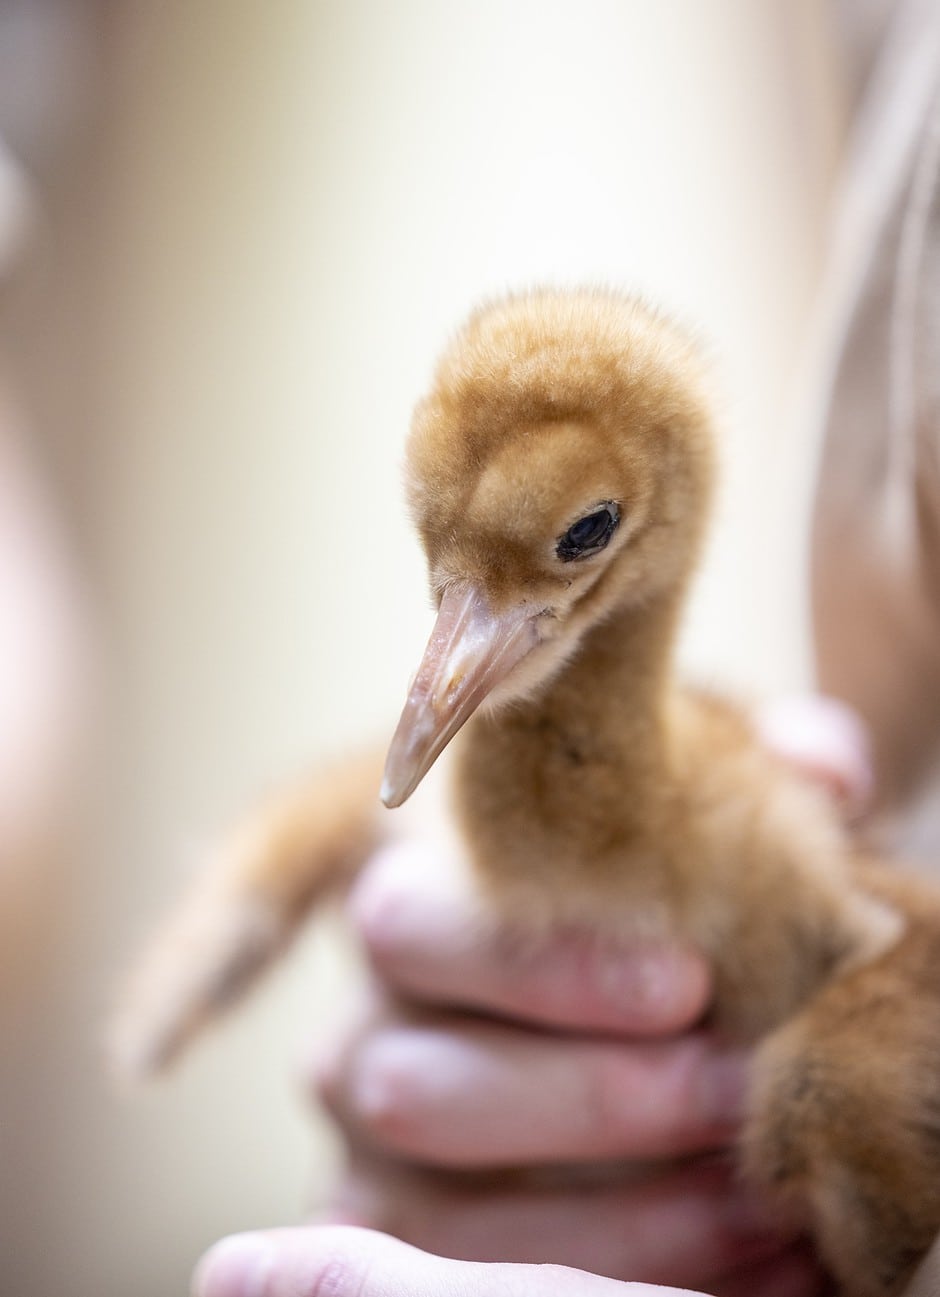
[697,1050,750,1128]
[192,1233,273,1297]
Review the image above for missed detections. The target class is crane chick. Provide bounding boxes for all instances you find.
[111,288,940,1297]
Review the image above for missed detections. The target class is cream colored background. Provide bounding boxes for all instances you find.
[2,3,847,1294]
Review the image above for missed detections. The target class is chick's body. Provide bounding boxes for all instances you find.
[413,291,892,1035]
[458,677,872,1037]
[114,288,940,1297]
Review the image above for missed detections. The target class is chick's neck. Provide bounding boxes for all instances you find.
[524,589,678,767]
[454,585,683,864]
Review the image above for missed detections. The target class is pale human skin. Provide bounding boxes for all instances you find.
[193,1225,817,1297]
[192,703,867,1297]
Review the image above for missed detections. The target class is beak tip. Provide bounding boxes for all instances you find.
[379,775,404,810]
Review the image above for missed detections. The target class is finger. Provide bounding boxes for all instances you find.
[755,695,873,816]
[317,1016,747,1165]
[324,1157,794,1289]
[349,843,712,1035]
[194,1223,716,1297]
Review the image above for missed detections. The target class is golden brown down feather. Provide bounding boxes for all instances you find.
[111,288,940,1296]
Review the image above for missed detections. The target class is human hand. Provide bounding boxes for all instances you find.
[303,842,823,1297]
[301,693,872,1295]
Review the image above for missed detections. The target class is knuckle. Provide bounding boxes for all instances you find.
[303,1237,374,1297]
[302,1022,368,1116]
[307,1255,357,1297]
[347,865,413,969]
[347,1035,426,1145]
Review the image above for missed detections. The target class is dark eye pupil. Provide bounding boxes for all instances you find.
[569,512,609,547]
[556,503,620,562]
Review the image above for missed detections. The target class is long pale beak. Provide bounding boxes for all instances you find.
[381,584,542,808]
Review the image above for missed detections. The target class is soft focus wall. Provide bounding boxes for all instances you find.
[0,3,844,1294]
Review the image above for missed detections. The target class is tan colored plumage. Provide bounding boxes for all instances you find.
[111,288,940,1297]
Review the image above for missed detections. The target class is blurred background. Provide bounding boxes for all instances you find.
[0,2,854,1294]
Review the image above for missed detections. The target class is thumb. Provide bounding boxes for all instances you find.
[193,1225,710,1297]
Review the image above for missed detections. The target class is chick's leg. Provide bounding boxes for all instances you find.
[742,929,940,1297]
[108,747,385,1081]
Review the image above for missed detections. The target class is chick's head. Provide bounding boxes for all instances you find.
[382,288,716,807]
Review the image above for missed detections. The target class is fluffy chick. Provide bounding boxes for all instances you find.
[111,288,940,1297]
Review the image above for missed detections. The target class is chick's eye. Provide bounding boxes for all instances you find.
[556,502,620,562]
